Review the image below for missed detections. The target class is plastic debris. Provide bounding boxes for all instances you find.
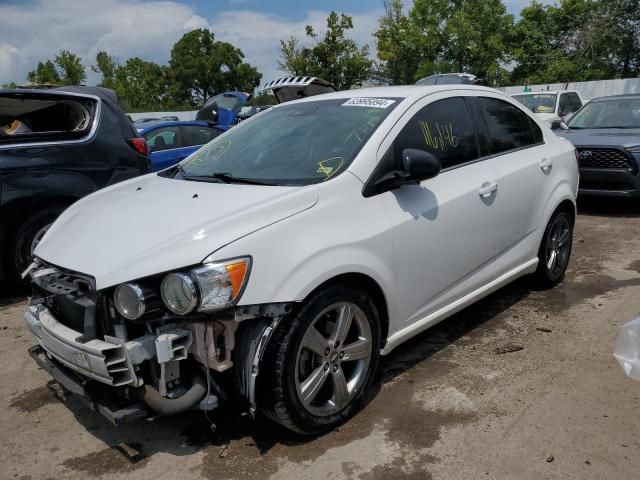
[614,317,640,380]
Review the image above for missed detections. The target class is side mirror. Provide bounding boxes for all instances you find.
[550,119,567,131]
[401,148,441,182]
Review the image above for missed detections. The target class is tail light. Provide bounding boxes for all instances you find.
[128,137,150,157]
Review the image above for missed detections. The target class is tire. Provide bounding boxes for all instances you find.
[534,209,574,288]
[8,205,66,281]
[259,285,381,434]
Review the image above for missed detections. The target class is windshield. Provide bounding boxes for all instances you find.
[567,98,640,129]
[513,94,557,114]
[178,97,399,186]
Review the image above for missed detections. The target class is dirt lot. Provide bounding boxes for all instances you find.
[1,199,639,480]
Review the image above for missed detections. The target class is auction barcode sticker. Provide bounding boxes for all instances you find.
[342,98,396,108]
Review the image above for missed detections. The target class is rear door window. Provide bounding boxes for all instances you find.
[393,97,479,169]
[475,97,540,155]
[145,126,179,151]
[180,125,221,147]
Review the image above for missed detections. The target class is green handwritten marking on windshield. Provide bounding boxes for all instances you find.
[189,140,231,168]
[420,121,459,151]
[317,156,344,180]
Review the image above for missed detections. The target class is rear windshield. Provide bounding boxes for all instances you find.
[0,93,97,144]
[512,94,557,114]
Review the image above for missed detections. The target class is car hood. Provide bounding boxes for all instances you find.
[534,112,558,124]
[35,174,319,289]
[556,128,640,148]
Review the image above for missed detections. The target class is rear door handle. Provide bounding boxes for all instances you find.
[478,182,498,198]
[540,158,553,171]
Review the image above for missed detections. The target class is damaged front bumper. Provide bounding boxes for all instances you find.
[23,263,288,424]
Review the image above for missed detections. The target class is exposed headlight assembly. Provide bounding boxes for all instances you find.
[160,257,251,315]
[626,145,640,154]
[114,283,146,320]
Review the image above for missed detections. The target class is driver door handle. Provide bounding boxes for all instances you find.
[540,158,553,171]
[478,182,498,198]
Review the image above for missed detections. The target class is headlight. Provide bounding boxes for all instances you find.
[192,256,251,312]
[626,146,640,154]
[114,283,145,320]
[161,272,198,315]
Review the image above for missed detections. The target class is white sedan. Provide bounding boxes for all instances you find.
[24,85,579,434]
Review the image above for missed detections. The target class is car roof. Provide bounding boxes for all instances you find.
[290,84,504,105]
[590,93,640,102]
[511,91,577,95]
[137,120,212,134]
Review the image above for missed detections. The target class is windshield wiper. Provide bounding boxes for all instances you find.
[209,172,276,185]
[181,170,276,185]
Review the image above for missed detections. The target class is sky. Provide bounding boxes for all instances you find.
[0,0,548,87]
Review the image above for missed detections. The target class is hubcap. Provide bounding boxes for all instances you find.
[295,302,373,417]
[545,215,571,276]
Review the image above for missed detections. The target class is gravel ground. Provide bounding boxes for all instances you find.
[1,198,639,480]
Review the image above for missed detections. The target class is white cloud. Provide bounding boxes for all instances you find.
[0,0,382,87]
[0,0,209,85]
[210,8,382,86]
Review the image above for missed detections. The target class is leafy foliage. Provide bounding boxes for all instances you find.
[279,12,373,89]
[169,29,262,107]
[27,60,61,85]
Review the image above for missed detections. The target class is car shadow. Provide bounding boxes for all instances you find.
[577,196,640,218]
[58,276,534,462]
[0,281,27,308]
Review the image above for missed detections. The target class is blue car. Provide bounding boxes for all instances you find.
[138,121,224,171]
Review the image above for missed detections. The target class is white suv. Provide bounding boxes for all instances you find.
[24,85,579,434]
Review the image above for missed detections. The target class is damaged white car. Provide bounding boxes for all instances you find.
[24,85,578,434]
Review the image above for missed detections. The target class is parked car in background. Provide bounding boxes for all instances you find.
[196,91,251,124]
[24,85,578,434]
[238,105,274,122]
[132,117,160,128]
[0,86,150,281]
[261,76,336,103]
[512,90,583,127]
[139,120,224,171]
[415,73,482,86]
[555,94,640,197]
[160,115,179,122]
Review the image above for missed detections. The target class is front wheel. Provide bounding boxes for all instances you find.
[534,209,574,287]
[8,205,66,281]
[259,285,380,434]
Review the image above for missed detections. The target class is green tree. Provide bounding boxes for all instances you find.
[279,12,373,89]
[374,0,423,84]
[409,0,514,85]
[168,28,262,107]
[54,50,86,85]
[113,57,171,112]
[27,60,61,85]
[92,51,118,90]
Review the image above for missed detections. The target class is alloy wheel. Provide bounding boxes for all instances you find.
[294,301,373,417]
[545,214,571,276]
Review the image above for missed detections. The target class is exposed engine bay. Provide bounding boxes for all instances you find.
[23,259,290,424]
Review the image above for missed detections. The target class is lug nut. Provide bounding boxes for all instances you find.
[339,351,345,359]
[324,363,330,371]
[333,365,339,372]
[325,348,330,356]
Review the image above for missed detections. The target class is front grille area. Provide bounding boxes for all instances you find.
[578,148,637,173]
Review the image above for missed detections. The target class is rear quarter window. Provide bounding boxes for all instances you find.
[0,94,97,144]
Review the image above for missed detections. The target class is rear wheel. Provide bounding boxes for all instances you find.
[8,205,66,281]
[534,209,573,287]
[260,285,380,434]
